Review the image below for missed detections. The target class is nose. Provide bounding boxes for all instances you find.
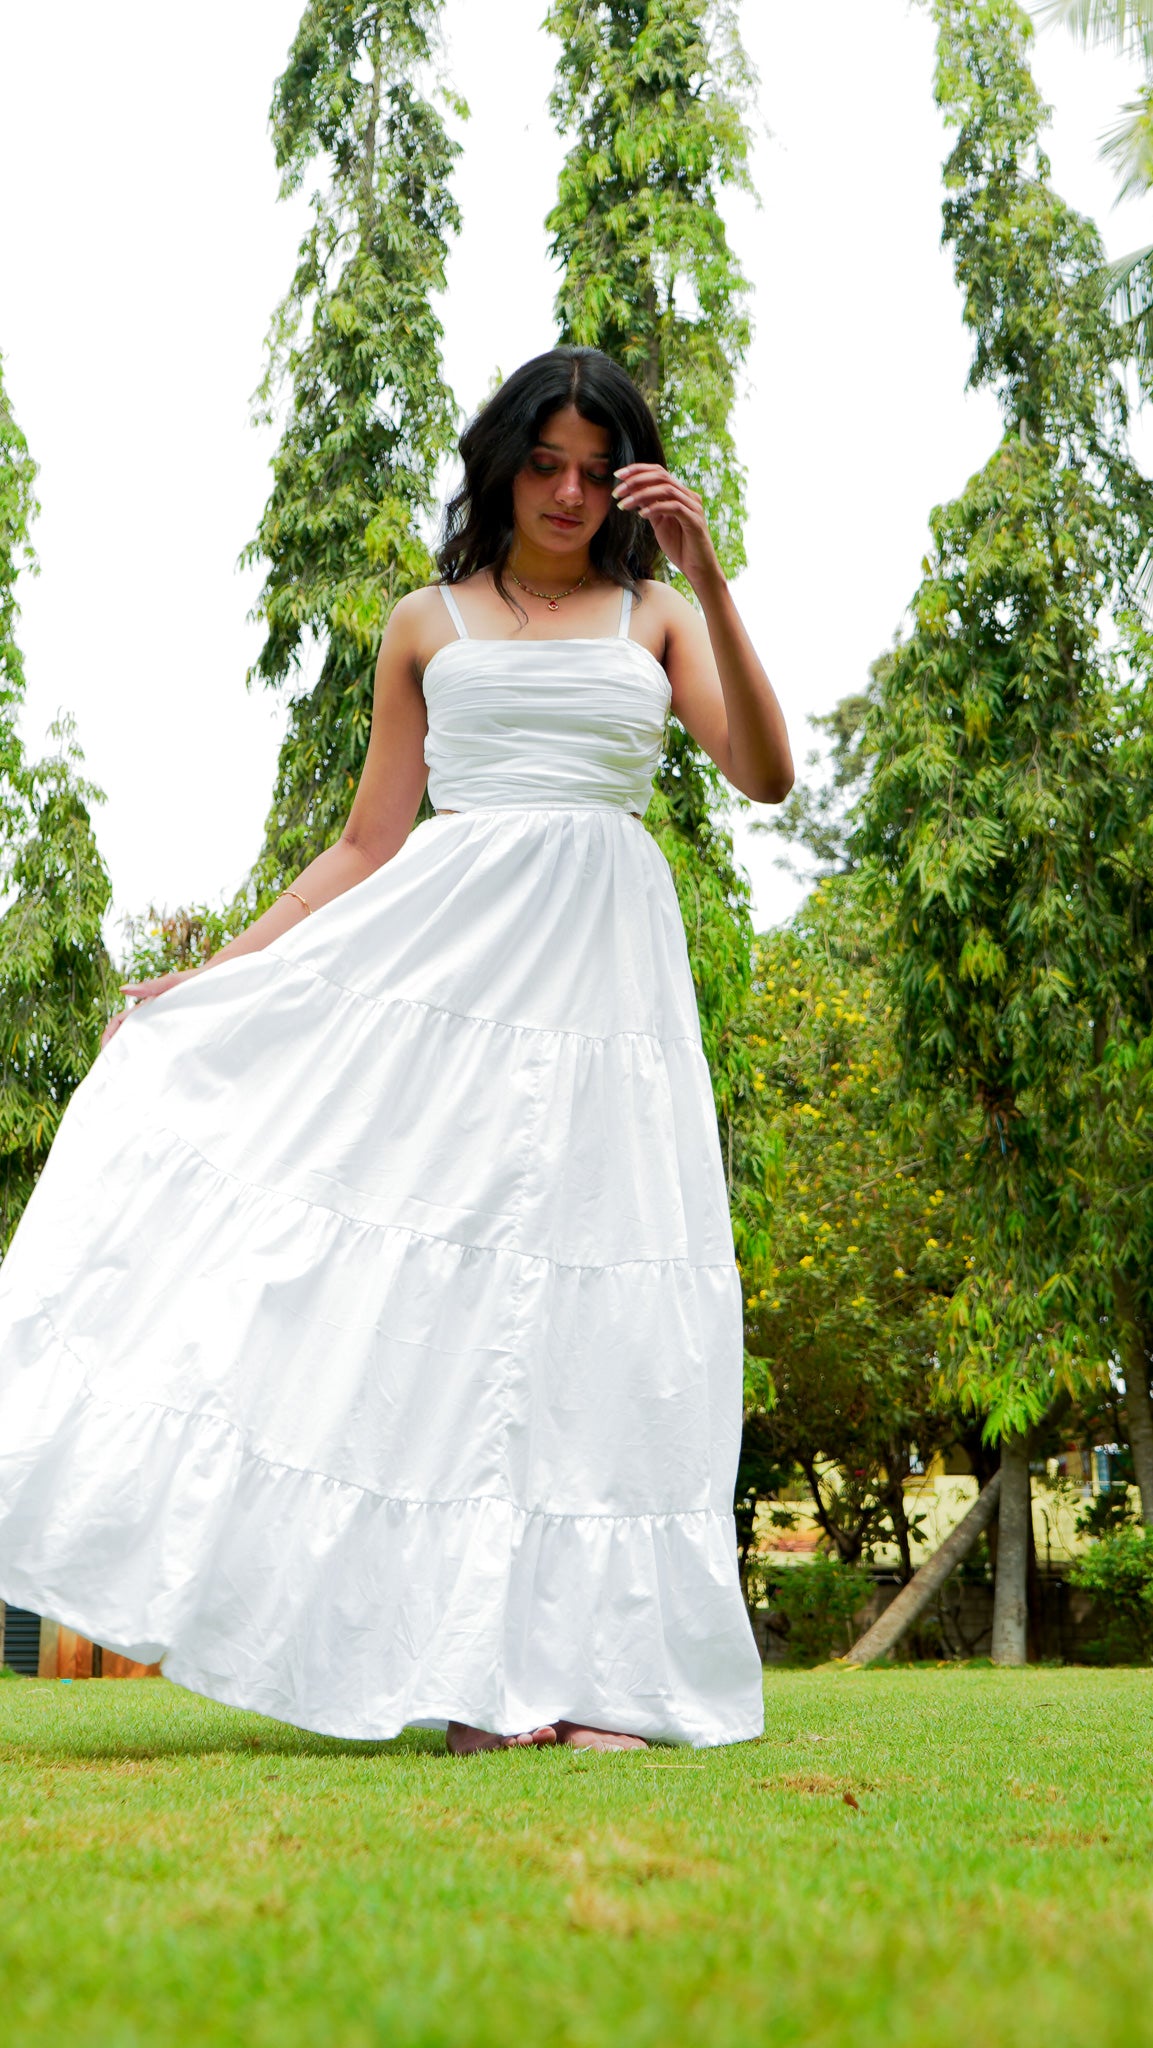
[555,466,584,507]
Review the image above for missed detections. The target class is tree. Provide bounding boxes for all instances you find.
[856,0,1153,1657]
[545,0,754,577]
[0,356,115,1247]
[241,0,463,908]
[760,683,876,883]
[732,874,971,1579]
[0,349,37,833]
[544,0,758,1077]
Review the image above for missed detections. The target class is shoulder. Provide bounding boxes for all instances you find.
[379,585,460,672]
[633,579,696,626]
[631,578,703,660]
[388,586,451,635]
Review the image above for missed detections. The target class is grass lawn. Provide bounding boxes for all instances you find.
[2,1666,1151,2047]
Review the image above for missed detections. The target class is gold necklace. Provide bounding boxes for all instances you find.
[508,567,589,612]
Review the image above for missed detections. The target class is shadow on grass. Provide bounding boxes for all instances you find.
[0,1680,450,1764]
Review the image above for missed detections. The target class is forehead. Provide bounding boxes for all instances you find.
[533,405,612,458]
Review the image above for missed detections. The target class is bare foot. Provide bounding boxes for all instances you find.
[555,1721,649,1751]
[446,1721,557,1755]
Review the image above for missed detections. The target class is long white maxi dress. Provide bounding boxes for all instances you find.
[0,587,764,1747]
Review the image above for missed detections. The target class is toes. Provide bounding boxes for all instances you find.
[556,1723,649,1751]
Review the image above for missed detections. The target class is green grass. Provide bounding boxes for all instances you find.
[2,1668,1152,2046]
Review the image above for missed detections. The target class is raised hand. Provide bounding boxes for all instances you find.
[613,464,722,593]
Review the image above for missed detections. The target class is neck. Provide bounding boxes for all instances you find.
[507,538,592,589]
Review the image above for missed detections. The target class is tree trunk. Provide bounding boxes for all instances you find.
[842,1471,1002,1666]
[1127,1354,1153,1528]
[990,1435,1030,1666]
[1116,1281,1153,1526]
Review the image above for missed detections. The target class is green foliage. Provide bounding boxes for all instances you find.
[1041,4,1153,390]
[242,0,462,906]
[545,0,754,578]
[1074,1486,1139,1540]
[0,350,37,730]
[758,1555,873,1666]
[765,684,876,880]
[120,903,247,982]
[731,873,969,1568]
[856,0,1153,1433]
[1071,1523,1153,1660]
[0,718,115,1249]
[644,728,752,1086]
[545,0,757,1119]
[1039,0,1153,55]
[0,357,114,1249]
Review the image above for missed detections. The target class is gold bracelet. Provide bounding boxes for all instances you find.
[282,888,312,917]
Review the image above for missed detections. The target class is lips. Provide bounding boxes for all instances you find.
[545,515,581,530]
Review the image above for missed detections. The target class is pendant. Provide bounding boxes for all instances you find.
[547,596,559,611]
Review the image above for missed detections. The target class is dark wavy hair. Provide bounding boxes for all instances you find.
[436,346,666,606]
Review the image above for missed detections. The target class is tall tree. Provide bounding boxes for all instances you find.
[734,873,971,1580]
[544,0,757,1069]
[0,356,115,1247]
[856,0,1153,1658]
[546,0,754,576]
[241,0,462,908]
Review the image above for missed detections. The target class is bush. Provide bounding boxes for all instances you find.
[1070,1526,1153,1665]
[764,1555,872,1666]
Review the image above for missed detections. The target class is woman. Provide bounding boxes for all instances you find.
[0,347,792,1752]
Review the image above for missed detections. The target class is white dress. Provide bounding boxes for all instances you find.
[0,587,764,1747]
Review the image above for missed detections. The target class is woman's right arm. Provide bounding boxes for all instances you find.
[102,594,434,1047]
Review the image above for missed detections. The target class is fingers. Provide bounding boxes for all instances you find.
[614,475,704,521]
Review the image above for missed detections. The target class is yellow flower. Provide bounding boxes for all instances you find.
[893,1266,906,1279]
[799,1255,815,1269]
[846,1244,860,1255]
[851,1295,867,1308]
[925,1237,939,1249]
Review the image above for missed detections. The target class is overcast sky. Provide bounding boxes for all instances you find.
[1,1,1151,944]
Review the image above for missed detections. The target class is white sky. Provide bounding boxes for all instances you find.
[1,0,1152,946]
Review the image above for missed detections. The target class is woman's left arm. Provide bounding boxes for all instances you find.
[614,463,794,804]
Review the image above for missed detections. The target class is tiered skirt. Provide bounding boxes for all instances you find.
[0,807,763,1745]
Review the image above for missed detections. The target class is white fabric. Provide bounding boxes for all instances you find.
[0,627,764,1747]
[437,584,469,640]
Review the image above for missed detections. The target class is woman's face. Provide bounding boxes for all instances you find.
[510,405,615,557]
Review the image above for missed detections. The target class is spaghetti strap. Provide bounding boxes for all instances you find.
[617,587,634,640]
[438,585,470,640]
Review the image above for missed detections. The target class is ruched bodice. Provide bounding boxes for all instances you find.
[422,611,671,816]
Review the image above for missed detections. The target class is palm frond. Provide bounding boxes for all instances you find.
[1101,86,1153,198]
[1105,240,1153,405]
[1038,0,1153,62]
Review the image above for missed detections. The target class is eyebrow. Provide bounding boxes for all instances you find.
[534,438,612,460]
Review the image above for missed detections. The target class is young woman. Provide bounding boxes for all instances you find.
[0,347,792,1753]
